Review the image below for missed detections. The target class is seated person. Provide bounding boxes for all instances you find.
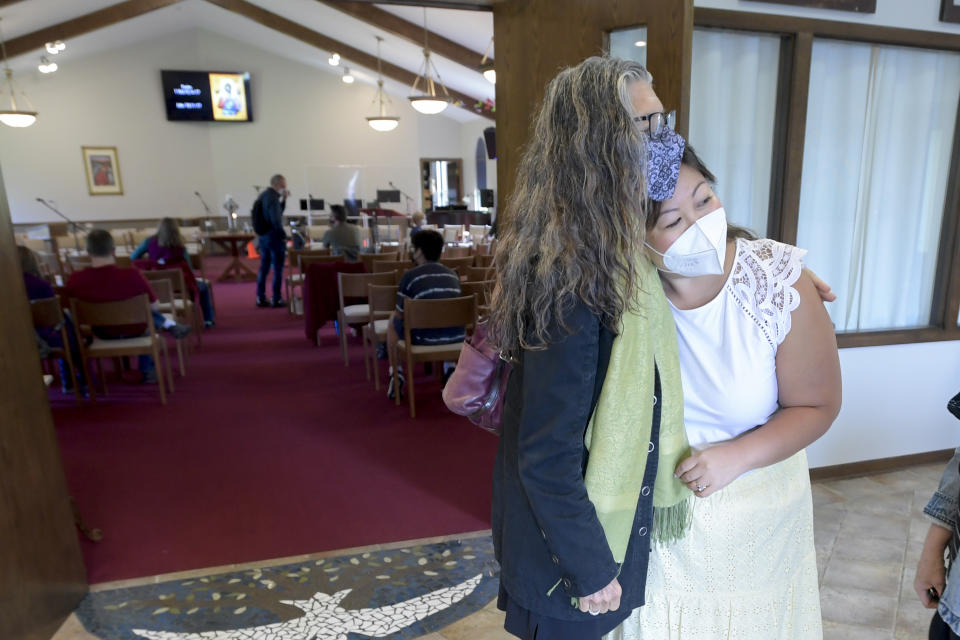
[409,211,425,236]
[321,206,362,262]
[385,229,465,399]
[65,229,190,384]
[19,245,85,391]
[130,217,215,327]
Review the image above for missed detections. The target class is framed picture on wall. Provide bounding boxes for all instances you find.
[81,146,123,195]
[942,0,960,24]
[742,0,875,12]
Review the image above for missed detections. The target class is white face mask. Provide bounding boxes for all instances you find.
[646,207,728,277]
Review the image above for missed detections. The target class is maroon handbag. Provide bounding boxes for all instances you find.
[442,322,511,435]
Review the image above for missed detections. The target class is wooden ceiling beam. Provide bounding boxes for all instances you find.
[204,0,493,120]
[320,0,493,71]
[2,0,184,60]
[333,0,493,11]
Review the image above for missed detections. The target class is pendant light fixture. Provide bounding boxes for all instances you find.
[0,18,38,128]
[479,37,495,84]
[408,8,451,115]
[367,36,399,132]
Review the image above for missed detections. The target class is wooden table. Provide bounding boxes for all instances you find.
[203,233,256,282]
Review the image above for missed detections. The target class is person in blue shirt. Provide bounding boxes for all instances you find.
[385,229,464,399]
[254,174,289,308]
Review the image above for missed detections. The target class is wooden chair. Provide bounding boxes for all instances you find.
[115,256,132,268]
[66,254,92,273]
[475,253,495,268]
[438,256,474,275]
[442,245,472,259]
[290,254,343,315]
[69,294,173,404]
[286,248,333,313]
[30,298,82,405]
[442,225,464,244]
[149,279,188,377]
[461,280,494,318]
[142,269,201,348]
[372,260,414,279]
[362,283,399,390]
[189,251,216,319]
[468,225,491,245]
[394,295,476,418]
[337,271,398,366]
[359,251,400,272]
[465,266,494,282]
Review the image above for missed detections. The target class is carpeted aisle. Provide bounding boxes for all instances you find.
[50,259,498,583]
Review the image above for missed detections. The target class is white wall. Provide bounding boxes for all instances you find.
[694,0,960,34]
[459,118,497,213]
[692,0,960,467]
[0,27,478,224]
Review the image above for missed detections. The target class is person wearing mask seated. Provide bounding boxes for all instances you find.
[385,229,464,399]
[130,217,215,327]
[19,245,86,392]
[321,205,362,262]
[65,229,191,384]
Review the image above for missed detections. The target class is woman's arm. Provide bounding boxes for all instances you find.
[130,237,150,260]
[676,273,841,495]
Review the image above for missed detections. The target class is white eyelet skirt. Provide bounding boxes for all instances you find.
[605,450,822,640]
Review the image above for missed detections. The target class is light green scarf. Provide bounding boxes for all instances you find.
[583,254,692,562]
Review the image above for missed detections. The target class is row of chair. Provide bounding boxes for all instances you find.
[333,270,493,418]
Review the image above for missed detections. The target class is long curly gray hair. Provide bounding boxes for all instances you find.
[488,56,652,359]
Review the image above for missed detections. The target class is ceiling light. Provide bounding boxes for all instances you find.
[45,40,65,55]
[479,37,495,85]
[38,56,57,74]
[342,67,355,84]
[408,8,451,115]
[328,52,340,66]
[366,36,399,132]
[0,20,37,128]
[634,40,647,47]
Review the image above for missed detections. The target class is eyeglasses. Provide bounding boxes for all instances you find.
[634,109,677,140]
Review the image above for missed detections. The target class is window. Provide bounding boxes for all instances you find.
[796,39,960,333]
[609,26,648,67]
[689,28,781,237]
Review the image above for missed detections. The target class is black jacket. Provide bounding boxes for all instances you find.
[257,188,287,244]
[491,300,661,630]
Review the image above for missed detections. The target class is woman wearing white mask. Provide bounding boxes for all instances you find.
[608,146,842,640]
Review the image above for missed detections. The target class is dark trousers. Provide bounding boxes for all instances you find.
[197,281,215,322]
[256,237,286,302]
[931,611,960,640]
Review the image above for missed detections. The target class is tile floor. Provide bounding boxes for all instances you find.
[51,461,948,639]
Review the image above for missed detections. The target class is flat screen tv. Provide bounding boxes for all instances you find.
[161,70,253,122]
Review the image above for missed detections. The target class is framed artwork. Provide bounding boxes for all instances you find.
[742,0,875,12]
[943,0,960,24]
[82,146,123,195]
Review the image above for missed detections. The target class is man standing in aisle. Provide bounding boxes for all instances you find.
[255,173,289,308]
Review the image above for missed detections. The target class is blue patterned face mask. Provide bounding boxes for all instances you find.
[646,127,685,201]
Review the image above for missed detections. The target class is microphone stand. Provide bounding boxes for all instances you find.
[36,198,85,252]
[389,181,416,215]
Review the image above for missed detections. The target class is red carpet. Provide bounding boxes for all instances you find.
[50,258,498,583]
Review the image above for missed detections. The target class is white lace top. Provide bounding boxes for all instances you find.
[669,238,806,449]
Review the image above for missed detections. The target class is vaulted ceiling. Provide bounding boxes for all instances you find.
[0,0,497,123]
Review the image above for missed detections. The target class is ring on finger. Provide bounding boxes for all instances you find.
[695,482,705,493]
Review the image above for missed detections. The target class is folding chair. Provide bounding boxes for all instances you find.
[394,295,476,418]
[69,294,173,404]
[30,297,82,405]
[362,283,399,390]
[337,271,398,366]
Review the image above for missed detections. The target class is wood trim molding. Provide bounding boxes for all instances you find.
[204,0,493,120]
[320,1,493,71]
[774,31,811,245]
[810,448,954,481]
[2,0,184,60]
[694,7,960,51]
[836,326,960,349]
[938,91,960,330]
